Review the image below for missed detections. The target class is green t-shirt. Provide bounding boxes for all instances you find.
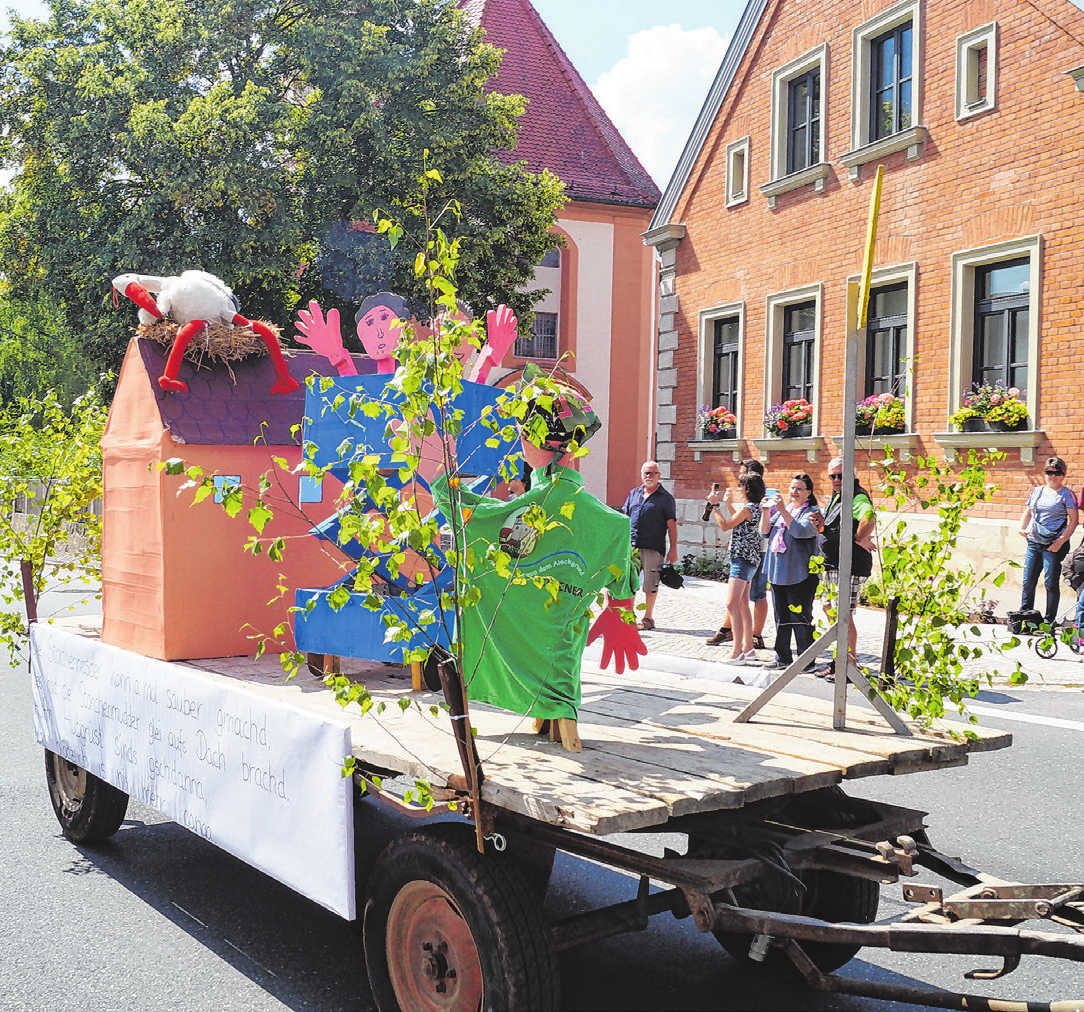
[432,466,638,720]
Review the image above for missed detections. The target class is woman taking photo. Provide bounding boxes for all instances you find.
[706,472,766,664]
[760,473,823,671]
[1018,456,1078,627]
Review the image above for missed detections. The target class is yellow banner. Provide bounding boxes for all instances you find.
[856,165,884,329]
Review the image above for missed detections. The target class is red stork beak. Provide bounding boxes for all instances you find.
[119,282,163,320]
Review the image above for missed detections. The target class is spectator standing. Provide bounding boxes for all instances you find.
[1018,456,1078,627]
[705,459,773,649]
[705,472,766,664]
[760,474,823,671]
[622,461,678,630]
[817,458,876,681]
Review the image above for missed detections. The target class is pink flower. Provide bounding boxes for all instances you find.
[1008,387,1020,399]
[990,394,1002,405]
[778,421,789,432]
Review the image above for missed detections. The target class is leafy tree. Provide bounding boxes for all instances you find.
[869,449,1025,726]
[0,0,565,375]
[0,282,100,405]
[0,384,107,658]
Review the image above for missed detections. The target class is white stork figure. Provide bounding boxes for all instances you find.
[112,270,299,395]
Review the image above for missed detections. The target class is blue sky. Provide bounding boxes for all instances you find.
[1,0,747,186]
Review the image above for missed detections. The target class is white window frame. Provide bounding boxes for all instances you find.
[846,262,917,428]
[698,302,745,426]
[765,284,822,428]
[841,0,926,180]
[761,45,830,208]
[725,136,751,208]
[948,236,1042,424]
[956,22,997,120]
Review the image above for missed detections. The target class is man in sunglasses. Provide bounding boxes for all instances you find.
[815,458,876,680]
[622,461,678,630]
[1018,456,1078,627]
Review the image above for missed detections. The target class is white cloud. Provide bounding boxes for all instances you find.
[593,24,731,190]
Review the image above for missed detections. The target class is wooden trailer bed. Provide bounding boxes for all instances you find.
[188,649,1012,836]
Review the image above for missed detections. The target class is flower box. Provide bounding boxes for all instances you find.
[764,398,813,438]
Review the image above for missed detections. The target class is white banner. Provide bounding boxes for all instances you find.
[30,623,356,919]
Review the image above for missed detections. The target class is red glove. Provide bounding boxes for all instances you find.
[587,597,647,674]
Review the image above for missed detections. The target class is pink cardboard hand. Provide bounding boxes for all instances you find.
[295,300,358,376]
[471,304,518,383]
[586,597,647,674]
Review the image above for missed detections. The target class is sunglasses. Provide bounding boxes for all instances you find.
[829,473,843,480]
[1045,469,1064,476]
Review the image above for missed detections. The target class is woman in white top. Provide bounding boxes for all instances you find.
[706,472,765,664]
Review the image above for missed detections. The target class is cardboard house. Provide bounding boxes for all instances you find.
[101,338,372,660]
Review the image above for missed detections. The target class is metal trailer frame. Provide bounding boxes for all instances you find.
[360,765,1084,1012]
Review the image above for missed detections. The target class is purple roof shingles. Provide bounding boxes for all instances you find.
[136,340,378,447]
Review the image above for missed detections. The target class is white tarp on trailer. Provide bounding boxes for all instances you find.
[30,621,356,919]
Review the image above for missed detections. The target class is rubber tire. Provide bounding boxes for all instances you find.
[363,823,560,1012]
[713,864,879,974]
[44,749,129,843]
[1035,634,1058,660]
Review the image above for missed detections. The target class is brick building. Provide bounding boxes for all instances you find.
[645,0,1084,586]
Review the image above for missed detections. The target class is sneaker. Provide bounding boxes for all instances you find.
[724,654,747,666]
[741,650,762,664]
[752,635,766,650]
[764,658,789,670]
[637,617,655,631]
[705,628,733,645]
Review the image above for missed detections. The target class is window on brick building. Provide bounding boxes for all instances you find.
[762,46,828,206]
[712,316,740,409]
[697,303,745,433]
[948,238,1040,428]
[866,282,909,397]
[870,22,913,140]
[726,136,750,207]
[956,23,997,120]
[973,258,1029,392]
[787,69,821,173]
[842,1,925,179]
[782,301,817,403]
[514,312,558,359]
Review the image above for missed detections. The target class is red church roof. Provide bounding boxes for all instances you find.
[460,0,660,209]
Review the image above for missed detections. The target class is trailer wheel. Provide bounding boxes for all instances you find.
[44,749,129,843]
[713,866,878,973]
[363,822,560,1012]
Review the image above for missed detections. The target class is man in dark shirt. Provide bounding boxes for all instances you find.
[621,461,678,630]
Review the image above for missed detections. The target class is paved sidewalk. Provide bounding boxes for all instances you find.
[618,576,1084,692]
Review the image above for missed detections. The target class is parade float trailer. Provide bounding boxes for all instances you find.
[28,341,1084,1012]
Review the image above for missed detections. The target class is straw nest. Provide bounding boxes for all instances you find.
[139,318,284,368]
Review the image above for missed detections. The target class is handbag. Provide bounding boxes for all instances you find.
[659,564,684,590]
[1030,517,1066,548]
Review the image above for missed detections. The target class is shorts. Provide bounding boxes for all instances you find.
[729,557,759,583]
[749,558,768,603]
[639,548,663,594]
[823,569,866,612]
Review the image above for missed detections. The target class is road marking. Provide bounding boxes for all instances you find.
[969,704,1084,732]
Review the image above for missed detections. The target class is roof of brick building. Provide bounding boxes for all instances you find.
[460,0,660,209]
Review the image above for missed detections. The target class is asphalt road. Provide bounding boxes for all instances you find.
[3,584,1083,1011]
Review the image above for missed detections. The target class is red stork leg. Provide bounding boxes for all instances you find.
[158,319,206,393]
[119,282,164,320]
[235,314,300,395]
